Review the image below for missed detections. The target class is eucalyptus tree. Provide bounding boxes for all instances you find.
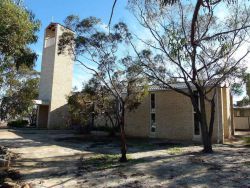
[0,0,40,121]
[84,77,120,134]
[68,77,119,134]
[0,0,40,70]
[0,66,39,121]
[58,17,147,162]
[126,0,250,152]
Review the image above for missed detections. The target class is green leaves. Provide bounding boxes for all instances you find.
[77,17,101,33]
[0,0,40,120]
[58,32,75,55]
[0,70,39,120]
[0,0,40,57]
[64,15,80,30]
[15,48,38,70]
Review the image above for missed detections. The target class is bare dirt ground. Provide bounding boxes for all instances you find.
[0,129,249,188]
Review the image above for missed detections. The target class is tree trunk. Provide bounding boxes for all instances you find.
[199,95,213,153]
[201,127,213,153]
[208,98,216,139]
[107,113,116,136]
[119,104,127,162]
[91,102,95,129]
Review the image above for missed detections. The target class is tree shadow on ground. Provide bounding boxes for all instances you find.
[5,129,195,154]
[1,129,249,187]
[73,147,249,187]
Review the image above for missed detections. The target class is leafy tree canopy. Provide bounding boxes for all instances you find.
[0,0,40,122]
[59,16,148,162]
[125,0,250,153]
[0,65,39,120]
[0,0,39,56]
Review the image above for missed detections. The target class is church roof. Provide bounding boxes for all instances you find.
[149,79,225,91]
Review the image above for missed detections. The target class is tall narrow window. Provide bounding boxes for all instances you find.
[151,93,155,110]
[45,37,56,48]
[194,91,200,135]
[150,93,156,132]
[151,113,156,132]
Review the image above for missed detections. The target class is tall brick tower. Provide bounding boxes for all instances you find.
[36,23,73,129]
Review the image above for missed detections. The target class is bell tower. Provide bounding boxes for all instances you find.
[36,23,73,129]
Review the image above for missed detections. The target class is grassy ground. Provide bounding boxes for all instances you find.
[77,145,183,171]
[0,129,249,187]
[243,137,250,145]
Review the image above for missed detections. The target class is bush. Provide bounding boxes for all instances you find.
[92,125,119,136]
[92,125,117,132]
[7,120,29,128]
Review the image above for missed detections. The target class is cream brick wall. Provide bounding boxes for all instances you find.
[222,87,232,138]
[125,88,229,143]
[38,45,55,101]
[154,90,193,140]
[213,88,224,143]
[48,25,73,129]
[207,87,224,143]
[38,23,73,129]
[125,95,150,137]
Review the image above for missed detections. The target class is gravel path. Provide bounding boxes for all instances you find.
[0,129,249,188]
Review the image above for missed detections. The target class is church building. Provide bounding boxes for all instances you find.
[35,23,234,144]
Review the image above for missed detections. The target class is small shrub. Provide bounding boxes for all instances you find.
[92,125,119,134]
[7,120,29,128]
[243,137,250,146]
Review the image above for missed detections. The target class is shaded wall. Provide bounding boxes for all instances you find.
[234,117,250,130]
[234,108,250,130]
[37,105,49,129]
[222,87,232,138]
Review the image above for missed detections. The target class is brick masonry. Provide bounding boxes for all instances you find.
[125,87,232,143]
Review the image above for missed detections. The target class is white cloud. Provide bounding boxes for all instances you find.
[216,6,228,21]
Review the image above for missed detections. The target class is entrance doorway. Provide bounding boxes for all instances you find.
[37,105,49,128]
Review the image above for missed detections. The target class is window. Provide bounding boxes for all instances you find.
[193,91,200,135]
[151,113,155,124]
[45,37,56,48]
[151,113,156,132]
[151,93,155,110]
[150,93,156,132]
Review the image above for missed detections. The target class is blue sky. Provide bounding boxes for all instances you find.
[24,0,134,89]
[23,1,249,100]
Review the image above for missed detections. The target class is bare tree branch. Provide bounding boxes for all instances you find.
[108,0,118,28]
